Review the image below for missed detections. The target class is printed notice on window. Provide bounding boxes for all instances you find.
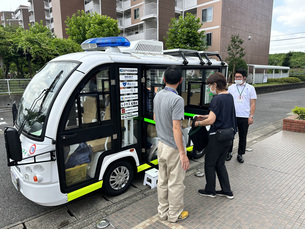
[119,68,139,120]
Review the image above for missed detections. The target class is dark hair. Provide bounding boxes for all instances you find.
[235,68,247,78]
[206,72,227,90]
[164,66,182,84]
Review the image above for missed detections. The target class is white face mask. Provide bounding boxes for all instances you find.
[235,79,244,85]
[209,86,217,95]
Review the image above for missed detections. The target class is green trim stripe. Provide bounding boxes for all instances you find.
[67,180,103,202]
[144,118,155,124]
[137,163,151,173]
[184,112,197,117]
[150,159,158,165]
[144,112,197,125]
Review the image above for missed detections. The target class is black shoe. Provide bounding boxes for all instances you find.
[198,189,216,198]
[216,190,234,199]
[237,154,244,163]
[226,152,232,161]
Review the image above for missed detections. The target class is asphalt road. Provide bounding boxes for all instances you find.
[0,88,305,228]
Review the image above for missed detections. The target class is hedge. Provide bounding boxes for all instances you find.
[267,77,301,83]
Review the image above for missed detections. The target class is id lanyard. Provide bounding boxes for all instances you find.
[236,83,246,102]
[164,86,178,95]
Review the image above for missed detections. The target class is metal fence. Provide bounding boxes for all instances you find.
[0,79,31,95]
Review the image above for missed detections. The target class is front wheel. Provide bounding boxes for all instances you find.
[102,160,134,196]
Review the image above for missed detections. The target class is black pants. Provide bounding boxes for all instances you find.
[229,117,249,155]
[204,135,232,193]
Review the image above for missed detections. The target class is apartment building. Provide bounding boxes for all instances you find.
[0,7,30,29]
[0,11,17,27]
[1,0,273,65]
[28,0,46,26]
[88,0,273,65]
[44,0,54,33]
[52,0,115,39]
[13,5,30,30]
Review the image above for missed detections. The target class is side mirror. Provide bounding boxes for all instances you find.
[4,127,22,166]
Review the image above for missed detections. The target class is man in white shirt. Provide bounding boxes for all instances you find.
[227,69,257,163]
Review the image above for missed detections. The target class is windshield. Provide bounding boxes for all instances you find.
[17,61,79,137]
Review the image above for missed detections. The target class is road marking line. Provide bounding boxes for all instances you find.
[0,121,7,125]
[131,214,187,229]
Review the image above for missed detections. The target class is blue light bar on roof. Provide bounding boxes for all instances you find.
[81,36,130,51]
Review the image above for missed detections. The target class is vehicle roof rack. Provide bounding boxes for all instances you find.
[163,49,225,66]
[200,51,226,66]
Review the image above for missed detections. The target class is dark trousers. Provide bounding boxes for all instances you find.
[204,135,232,193]
[229,117,249,155]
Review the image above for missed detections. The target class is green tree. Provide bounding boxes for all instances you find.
[226,34,245,82]
[164,13,207,51]
[228,58,247,75]
[282,51,293,67]
[0,26,19,78]
[16,22,55,77]
[0,23,82,78]
[65,10,120,44]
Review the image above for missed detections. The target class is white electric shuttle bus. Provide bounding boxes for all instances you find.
[4,37,228,206]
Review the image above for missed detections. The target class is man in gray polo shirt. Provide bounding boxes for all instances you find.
[153,66,189,223]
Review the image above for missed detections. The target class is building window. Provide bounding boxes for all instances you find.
[205,33,212,46]
[202,7,213,23]
[134,8,140,20]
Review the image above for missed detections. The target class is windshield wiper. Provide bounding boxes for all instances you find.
[18,70,64,136]
[39,70,63,112]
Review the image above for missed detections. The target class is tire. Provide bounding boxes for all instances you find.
[192,149,205,159]
[102,160,134,196]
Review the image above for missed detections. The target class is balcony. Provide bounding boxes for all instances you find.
[45,12,52,20]
[85,1,94,12]
[121,17,131,27]
[29,15,34,23]
[141,2,157,20]
[125,31,145,41]
[184,0,197,9]
[44,1,51,9]
[117,0,131,11]
[145,28,157,40]
[175,0,183,10]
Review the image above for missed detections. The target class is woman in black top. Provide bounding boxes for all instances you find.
[194,72,237,199]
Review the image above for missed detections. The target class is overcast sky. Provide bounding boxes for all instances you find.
[1,0,305,54]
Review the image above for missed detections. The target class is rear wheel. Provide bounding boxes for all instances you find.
[102,160,134,196]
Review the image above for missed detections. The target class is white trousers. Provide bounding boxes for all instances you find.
[157,141,186,222]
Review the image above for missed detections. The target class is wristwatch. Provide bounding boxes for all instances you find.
[250,116,254,118]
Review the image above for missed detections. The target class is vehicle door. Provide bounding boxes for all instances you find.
[57,66,118,192]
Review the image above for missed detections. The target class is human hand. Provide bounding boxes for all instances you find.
[194,115,208,121]
[248,117,254,125]
[180,153,190,171]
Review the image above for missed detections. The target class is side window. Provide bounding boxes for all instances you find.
[145,69,165,115]
[64,136,111,187]
[65,68,111,130]
[183,69,203,106]
[202,7,213,23]
[205,33,212,46]
[134,8,140,20]
[144,69,165,155]
[204,69,218,104]
[182,69,219,107]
